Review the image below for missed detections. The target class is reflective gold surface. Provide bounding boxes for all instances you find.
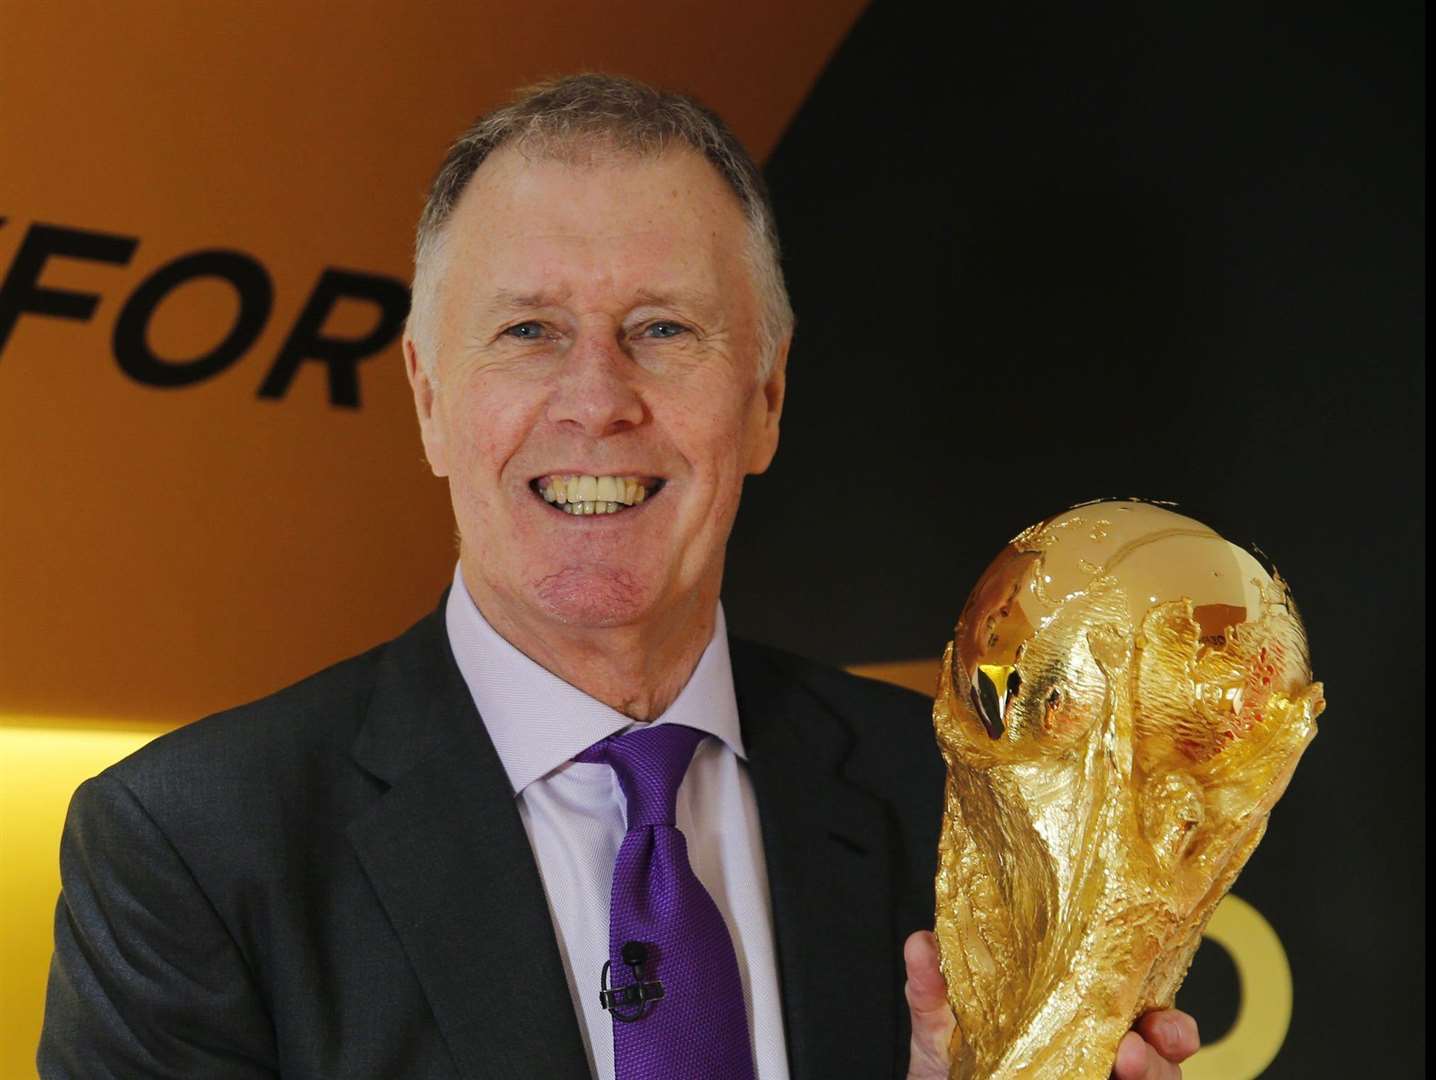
[933,500,1325,1079]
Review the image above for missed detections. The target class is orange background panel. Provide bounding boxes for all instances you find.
[0,0,867,726]
[848,657,944,698]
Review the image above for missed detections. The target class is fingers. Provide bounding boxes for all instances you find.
[903,931,955,1079]
[1112,1031,1182,1080]
[903,931,948,1013]
[899,939,1200,1080]
[1134,1009,1200,1064]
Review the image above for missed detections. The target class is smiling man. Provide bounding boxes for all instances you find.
[39,76,1198,1079]
[406,135,783,723]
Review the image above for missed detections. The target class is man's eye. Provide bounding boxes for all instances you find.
[641,321,688,339]
[504,321,547,340]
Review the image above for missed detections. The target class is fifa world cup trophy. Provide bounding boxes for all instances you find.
[933,500,1325,1079]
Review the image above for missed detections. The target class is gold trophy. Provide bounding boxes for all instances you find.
[933,500,1325,1079]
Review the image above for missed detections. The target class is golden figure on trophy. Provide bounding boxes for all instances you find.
[933,500,1325,1079]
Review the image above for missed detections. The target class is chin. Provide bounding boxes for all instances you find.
[532,566,653,628]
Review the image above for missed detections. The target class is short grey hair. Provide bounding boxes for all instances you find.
[408,73,793,377]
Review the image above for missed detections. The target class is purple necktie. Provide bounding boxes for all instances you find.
[575,723,757,1080]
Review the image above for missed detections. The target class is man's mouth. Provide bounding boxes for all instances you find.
[530,474,664,516]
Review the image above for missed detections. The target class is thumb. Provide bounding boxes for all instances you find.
[904,930,956,1079]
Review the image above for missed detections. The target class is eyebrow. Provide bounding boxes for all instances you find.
[486,288,571,313]
[484,286,713,315]
[631,288,685,308]
[631,288,718,315]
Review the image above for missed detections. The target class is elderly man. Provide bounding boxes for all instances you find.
[39,76,1198,1079]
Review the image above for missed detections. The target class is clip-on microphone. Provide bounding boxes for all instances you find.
[599,940,665,1022]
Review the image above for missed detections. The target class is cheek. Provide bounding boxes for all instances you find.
[687,433,748,522]
[444,383,543,489]
[677,385,761,482]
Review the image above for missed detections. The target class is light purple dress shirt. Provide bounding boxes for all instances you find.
[445,567,791,1080]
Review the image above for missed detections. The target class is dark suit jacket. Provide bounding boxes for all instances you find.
[38,600,945,1079]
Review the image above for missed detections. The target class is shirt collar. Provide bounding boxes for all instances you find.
[444,564,746,797]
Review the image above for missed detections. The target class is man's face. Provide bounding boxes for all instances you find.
[406,145,786,638]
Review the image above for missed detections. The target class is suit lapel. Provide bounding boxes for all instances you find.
[345,608,590,1080]
[732,640,903,1080]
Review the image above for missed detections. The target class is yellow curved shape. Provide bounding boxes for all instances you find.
[1183,893,1293,1080]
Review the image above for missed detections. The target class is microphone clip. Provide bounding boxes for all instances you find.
[599,941,665,1022]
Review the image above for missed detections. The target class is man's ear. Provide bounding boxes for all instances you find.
[404,334,449,477]
[746,332,790,476]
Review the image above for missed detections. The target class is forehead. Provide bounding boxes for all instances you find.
[439,144,752,302]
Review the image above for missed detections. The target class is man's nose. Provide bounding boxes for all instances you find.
[546,330,645,436]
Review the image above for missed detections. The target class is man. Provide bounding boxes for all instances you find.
[39,75,1198,1078]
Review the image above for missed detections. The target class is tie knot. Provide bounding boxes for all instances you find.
[575,723,707,827]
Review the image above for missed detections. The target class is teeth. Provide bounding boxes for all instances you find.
[540,474,654,512]
[567,500,622,515]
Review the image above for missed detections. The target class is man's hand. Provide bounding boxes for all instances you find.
[902,930,1201,1080]
[1110,1011,1201,1079]
[904,930,958,1078]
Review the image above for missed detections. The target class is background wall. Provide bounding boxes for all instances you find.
[1,2,1423,1077]
[0,0,864,725]
[0,0,866,1068]
[727,3,1424,1077]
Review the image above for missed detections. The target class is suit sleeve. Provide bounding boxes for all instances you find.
[38,774,278,1079]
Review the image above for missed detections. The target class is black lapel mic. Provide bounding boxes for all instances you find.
[599,940,665,1022]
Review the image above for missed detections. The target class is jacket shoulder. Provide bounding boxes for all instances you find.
[729,635,935,725]
[101,604,446,807]
[728,636,942,786]
[105,642,381,786]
